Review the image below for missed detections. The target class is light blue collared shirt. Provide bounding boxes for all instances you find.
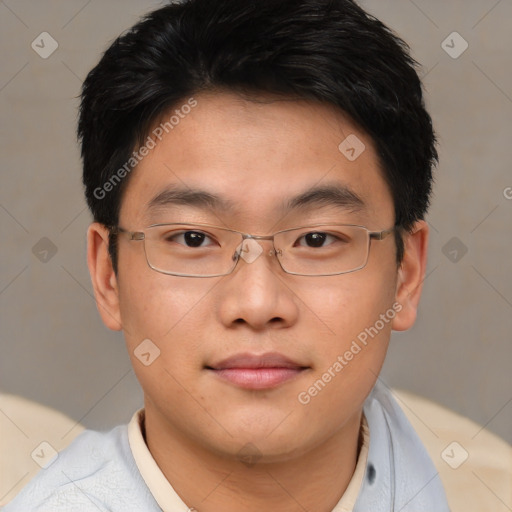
[2,381,450,511]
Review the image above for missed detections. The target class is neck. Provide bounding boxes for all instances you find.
[144,405,363,512]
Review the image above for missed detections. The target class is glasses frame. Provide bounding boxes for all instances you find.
[113,222,395,278]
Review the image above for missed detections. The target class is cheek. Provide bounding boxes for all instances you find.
[117,271,214,409]
[117,258,218,355]
[298,270,397,341]
[296,271,398,394]
[290,275,398,437]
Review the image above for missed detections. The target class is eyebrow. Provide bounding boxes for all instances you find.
[146,183,365,215]
[286,184,365,212]
[147,187,236,213]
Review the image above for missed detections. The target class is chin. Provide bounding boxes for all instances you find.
[206,418,318,462]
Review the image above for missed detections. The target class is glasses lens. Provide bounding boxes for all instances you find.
[275,225,370,275]
[144,224,241,276]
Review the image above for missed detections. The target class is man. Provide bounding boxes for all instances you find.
[3,0,450,510]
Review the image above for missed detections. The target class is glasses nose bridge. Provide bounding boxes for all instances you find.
[239,232,282,258]
[243,233,274,242]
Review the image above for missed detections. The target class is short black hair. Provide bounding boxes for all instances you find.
[78,0,437,272]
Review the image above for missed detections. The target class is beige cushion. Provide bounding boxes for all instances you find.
[0,393,84,506]
[393,389,512,512]
[1,391,510,510]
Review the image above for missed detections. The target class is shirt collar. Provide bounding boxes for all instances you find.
[128,408,369,512]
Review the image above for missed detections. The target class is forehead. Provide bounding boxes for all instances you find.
[119,91,394,229]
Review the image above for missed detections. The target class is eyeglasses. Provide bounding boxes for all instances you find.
[113,223,394,277]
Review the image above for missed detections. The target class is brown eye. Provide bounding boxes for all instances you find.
[296,232,340,248]
[165,230,214,248]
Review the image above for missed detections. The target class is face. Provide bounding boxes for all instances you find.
[89,91,426,463]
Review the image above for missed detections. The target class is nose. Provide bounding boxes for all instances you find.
[217,239,299,331]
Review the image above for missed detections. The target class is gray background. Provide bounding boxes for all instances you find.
[1,0,511,453]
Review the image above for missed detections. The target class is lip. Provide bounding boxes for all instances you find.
[206,352,309,390]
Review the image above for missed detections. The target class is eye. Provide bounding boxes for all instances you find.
[294,229,352,249]
[165,230,216,248]
[296,232,338,248]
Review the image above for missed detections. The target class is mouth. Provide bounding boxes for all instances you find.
[205,352,310,390]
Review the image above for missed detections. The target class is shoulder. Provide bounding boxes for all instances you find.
[357,381,450,512]
[2,425,158,511]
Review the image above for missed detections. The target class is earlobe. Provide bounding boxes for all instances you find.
[391,220,429,332]
[87,223,122,331]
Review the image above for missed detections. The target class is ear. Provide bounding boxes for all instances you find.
[87,223,122,331]
[392,220,429,331]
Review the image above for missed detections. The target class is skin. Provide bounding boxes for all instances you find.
[87,91,428,512]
